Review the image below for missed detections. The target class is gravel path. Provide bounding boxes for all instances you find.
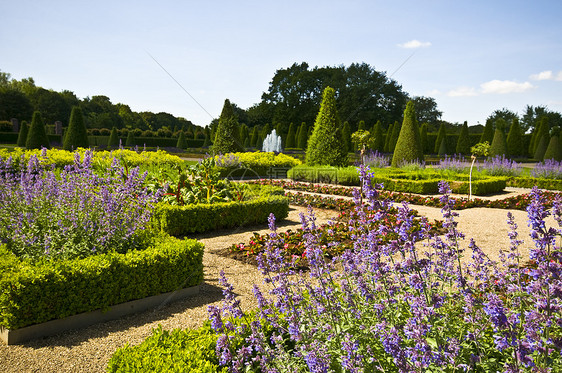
[0,186,556,372]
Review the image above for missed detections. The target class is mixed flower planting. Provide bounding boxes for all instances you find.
[209,166,562,372]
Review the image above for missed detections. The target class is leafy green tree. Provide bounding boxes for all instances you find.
[434,123,447,153]
[63,106,89,150]
[126,131,136,147]
[212,99,243,155]
[480,119,494,144]
[486,108,518,132]
[543,126,562,161]
[16,121,29,147]
[297,122,308,149]
[455,121,471,155]
[490,119,507,157]
[391,101,424,167]
[26,111,50,149]
[176,131,187,149]
[286,122,296,148]
[30,88,72,125]
[419,123,429,154]
[411,96,442,126]
[506,117,524,157]
[305,87,347,166]
[384,122,394,152]
[0,87,33,121]
[108,126,120,148]
[372,120,384,152]
[389,121,401,153]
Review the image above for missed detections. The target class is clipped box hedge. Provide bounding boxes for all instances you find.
[0,236,204,330]
[153,195,290,236]
[507,176,562,191]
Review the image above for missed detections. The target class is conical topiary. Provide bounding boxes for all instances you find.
[212,99,243,155]
[126,131,136,147]
[506,117,524,158]
[298,122,308,150]
[456,121,471,155]
[490,119,507,157]
[419,122,429,154]
[63,106,89,151]
[108,127,120,148]
[305,86,347,166]
[341,121,351,154]
[26,111,50,149]
[384,122,394,153]
[286,123,296,148]
[389,121,401,153]
[176,131,187,149]
[391,101,424,167]
[438,137,448,156]
[530,117,549,157]
[16,121,29,147]
[480,119,494,144]
[372,120,384,152]
[543,127,562,161]
[434,123,446,154]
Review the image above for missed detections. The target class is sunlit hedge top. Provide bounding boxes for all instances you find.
[0,148,183,170]
[215,151,301,169]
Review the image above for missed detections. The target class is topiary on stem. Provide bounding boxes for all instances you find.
[391,101,424,167]
[305,87,347,166]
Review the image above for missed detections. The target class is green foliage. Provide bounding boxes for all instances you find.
[176,131,187,149]
[480,119,494,144]
[0,235,204,330]
[438,137,448,156]
[543,134,562,161]
[212,99,243,155]
[384,122,394,152]
[471,141,491,157]
[153,195,289,236]
[25,111,50,149]
[506,117,524,157]
[341,121,351,154]
[530,116,550,156]
[534,133,549,161]
[357,120,366,131]
[490,127,507,157]
[108,127,120,148]
[285,122,296,148]
[391,101,424,167]
[250,126,258,147]
[351,130,371,151]
[288,165,359,186]
[372,120,384,152]
[305,87,347,166]
[107,323,227,373]
[63,106,89,150]
[434,122,446,153]
[125,130,135,147]
[419,122,428,154]
[16,121,28,147]
[455,121,471,155]
[389,120,401,152]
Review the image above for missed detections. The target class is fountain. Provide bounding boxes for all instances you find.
[262,129,283,153]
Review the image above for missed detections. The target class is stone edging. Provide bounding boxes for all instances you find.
[0,285,200,345]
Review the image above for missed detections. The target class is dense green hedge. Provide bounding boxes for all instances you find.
[0,236,204,330]
[507,176,562,191]
[153,195,290,236]
[0,132,62,145]
[88,136,205,148]
[107,323,226,372]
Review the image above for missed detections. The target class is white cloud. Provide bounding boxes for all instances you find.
[556,71,562,81]
[530,70,554,80]
[447,86,478,97]
[427,89,441,96]
[397,39,431,49]
[480,80,534,94]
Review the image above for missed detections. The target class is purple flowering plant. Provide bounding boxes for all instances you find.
[209,163,562,372]
[436,154,467,174]
[0,149,161,261]
[532,159,562,180]
[477,155,522,177]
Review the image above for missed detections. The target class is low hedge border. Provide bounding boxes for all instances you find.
[0,236,204,330]
[153,195,290,236]
[507,176,562,191]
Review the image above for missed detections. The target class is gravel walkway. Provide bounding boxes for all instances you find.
[0,186,557,372]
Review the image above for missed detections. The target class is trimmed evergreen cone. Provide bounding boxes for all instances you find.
[212,99,243,155]
[26,111,50,149]
[305,86,347,166]
[391,101,424,167]
[434,123,446,154]
[506,117,524,158]
[455,121,471,155]
[16,121,29,147]
[126,131,136,147]
[480,119,494,144]
[543,127,562,161]
[63,106,89,151]
[108,127,120,148]
[489,119,507,157]
[176,131,187,149]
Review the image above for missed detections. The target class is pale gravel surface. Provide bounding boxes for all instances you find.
[0,186,554,372]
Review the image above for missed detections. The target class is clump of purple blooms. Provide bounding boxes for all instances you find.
[363,150,390,169]
[478,155,522,177]
[0,150,161,261]
[436,154,467,174]
[532,159,562,180]
[209,164,562,372]
[214,153,242,168]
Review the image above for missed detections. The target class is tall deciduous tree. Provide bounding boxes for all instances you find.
[391,101,424,167]
[212,99,243,155]
[26,111,50,149]
[305,87,346,166]
[63,106,89,150]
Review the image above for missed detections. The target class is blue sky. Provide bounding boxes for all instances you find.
[1,0,561,127]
